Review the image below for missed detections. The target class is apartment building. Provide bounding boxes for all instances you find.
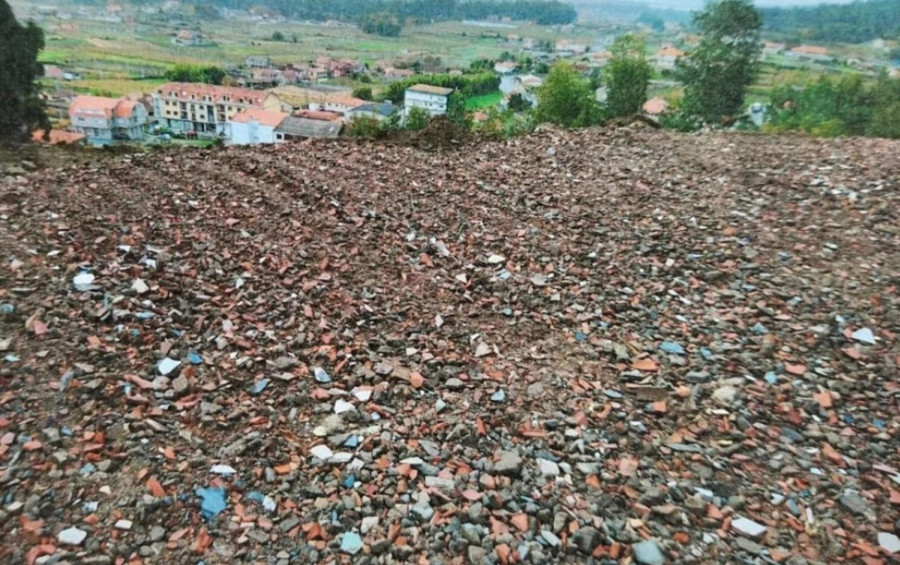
[152,82,281,136]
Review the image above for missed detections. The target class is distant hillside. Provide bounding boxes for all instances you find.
[182,0,577,25]
[761,0,900,43]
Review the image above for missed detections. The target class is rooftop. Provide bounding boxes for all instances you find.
[407,84,454,96]
[229,108,288,127]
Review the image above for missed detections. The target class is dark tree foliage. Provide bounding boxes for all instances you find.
[360,13,401,36]
[352,86,374,100]
[605,35,651,118]
[507,92,532,112]
[535,62,603,128]
[769,73,900,139]
[676,0,761,125]
[183,0,576,25]
[761,0,900,43]
[0,0,48,142]
[380,72,499,104]
[164,64,226,85]
[271,30,285,41]
[637,12,664,32]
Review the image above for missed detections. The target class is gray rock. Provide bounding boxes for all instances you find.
[172,375,189,395]
[712,385,737,406]
[632,540,665,565]
[494,450,523,476]
[734,537,763,555]
[279,515,300,532]
[150,526,167,542]
[412,499,434,522]
[839,493,869,516]
[445,378,465,390]
[572,527,601,554]
[467,545,488,564]
[540,530,561,547]
[538,458,560,477]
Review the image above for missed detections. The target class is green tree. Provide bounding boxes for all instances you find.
[535,62,602,128]
[605,34,651,118]
[0,0,48,141]
[676,0,762,125]
[868,72,900,138]
[271,31,285,41]
[405,107,431,131]
[446,91,470,127]
[360,13,402,37]
[507,92,532,112]
[164,64,226,85]
[352,86,374,101]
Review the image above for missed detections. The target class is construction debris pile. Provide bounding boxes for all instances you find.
[0,128,898,565]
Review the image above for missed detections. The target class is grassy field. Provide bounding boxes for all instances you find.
[465,91,503,110]
[31,14,542,97]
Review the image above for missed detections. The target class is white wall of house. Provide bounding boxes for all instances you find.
[404,91,449,117]
[229,119,278,145]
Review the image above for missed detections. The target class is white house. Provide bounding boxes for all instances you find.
[404,84,454,118]
[494,61,518,75]
[228,108,288,145]
[68,95,148,145]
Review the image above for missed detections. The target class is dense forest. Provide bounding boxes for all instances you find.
[183,0,578,25]
[760,0,900,43]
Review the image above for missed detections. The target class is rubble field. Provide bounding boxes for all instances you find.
[0,128,899,565]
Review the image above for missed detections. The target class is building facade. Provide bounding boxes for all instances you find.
[228,109,288,145]
[152,83,281,135]
[403,84,453,118]
[68,95,148,145]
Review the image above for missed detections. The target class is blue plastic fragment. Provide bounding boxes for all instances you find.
[247,492,265,504]
[575,331,585,342]
[660,341,685,355]
[344,474,356,488]
[80,463,96,476]
[872,419,885,430]
[195,487,227,519]
[764,372,778,385]
[344,435,359,448]
[752,323,768,335]
[135,311,155,320]
[700,348,714,360]
[188,352,203,365]
[842,414,854,425]
[250,379,269,396]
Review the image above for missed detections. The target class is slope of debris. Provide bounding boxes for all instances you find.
[1,128,899,565]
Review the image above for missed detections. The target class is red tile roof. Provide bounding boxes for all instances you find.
[297,110,342,121]
[32,129,86,145]
[69,95,141,120]
[69,95,120,118]
[155,83,268,106]
[230,108,288,127]
[643,98,669,115]
[325,95,368,109]
[658,46,685,58]
[791,45,829,56]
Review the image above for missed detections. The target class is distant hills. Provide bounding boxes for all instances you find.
[760,0,900,43]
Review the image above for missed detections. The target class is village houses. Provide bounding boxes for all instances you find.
[152,82,282,135]
[68,95,148,145]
